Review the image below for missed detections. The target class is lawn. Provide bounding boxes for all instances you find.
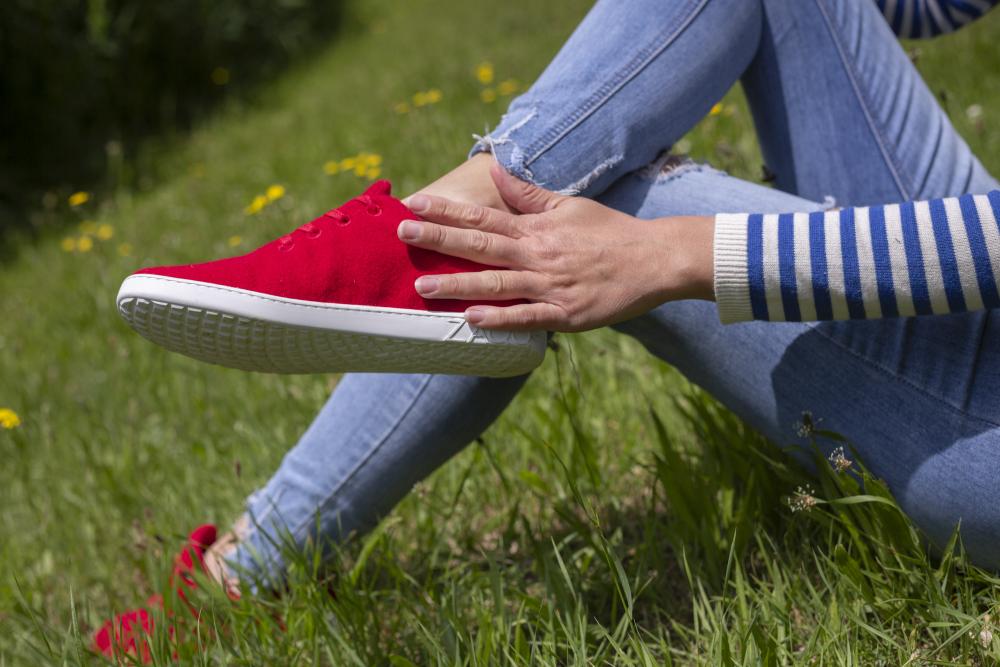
[2,0,1000,664]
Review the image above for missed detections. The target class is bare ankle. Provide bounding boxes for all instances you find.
[203,514,250,597]
[411,153,511,213]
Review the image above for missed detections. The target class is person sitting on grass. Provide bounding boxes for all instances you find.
[95,0,1000,657]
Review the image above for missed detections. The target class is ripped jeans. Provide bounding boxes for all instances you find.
[229,0,1000,579]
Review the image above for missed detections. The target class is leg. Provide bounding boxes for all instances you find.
[481,0,996,204]
[472,0,763,196]
[729,1,1000,561]
[219,0,768,580]
[596,166,1000,569]
[480,0,1000,565]
[226,372,528,582]
[742,0,996,204]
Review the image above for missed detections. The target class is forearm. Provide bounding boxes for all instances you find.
[713,191,1000,323]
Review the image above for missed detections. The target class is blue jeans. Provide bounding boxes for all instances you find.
[231,0,1000,578]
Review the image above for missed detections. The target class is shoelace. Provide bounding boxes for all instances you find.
[277,194,382,251]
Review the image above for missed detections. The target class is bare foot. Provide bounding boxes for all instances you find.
[202,514,249,598]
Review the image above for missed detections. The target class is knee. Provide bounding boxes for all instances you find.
[900,443,1000,571]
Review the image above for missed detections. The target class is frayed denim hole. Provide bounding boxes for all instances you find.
[555,153,624,196]
[469,108,540,185]
[636,153,725,184]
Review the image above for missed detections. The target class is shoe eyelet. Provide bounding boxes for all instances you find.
[278,239,295,252]
[305,225,322,239]
[337,215,351,226]
[366,205,382,216]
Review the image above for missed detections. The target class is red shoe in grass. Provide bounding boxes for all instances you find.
[116,181,546,377]
[93,525,222,663]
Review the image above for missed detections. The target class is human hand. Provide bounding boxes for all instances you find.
[398,163,715,332]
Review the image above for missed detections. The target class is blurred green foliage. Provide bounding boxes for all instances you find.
[0,0,344,232]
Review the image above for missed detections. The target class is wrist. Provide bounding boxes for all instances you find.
[659,215,715,302]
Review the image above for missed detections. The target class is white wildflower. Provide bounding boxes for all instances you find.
[789,485,817,513]
[828,446,852,473]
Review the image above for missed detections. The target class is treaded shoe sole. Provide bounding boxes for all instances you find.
[117,275,546,377]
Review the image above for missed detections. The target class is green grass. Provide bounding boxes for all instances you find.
[3,0,1000,664]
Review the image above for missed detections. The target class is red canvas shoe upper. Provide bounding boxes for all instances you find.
[93,525,222,663]
[136,181,521,312]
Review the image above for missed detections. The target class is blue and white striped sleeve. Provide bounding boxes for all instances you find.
[713,192,1000,323]
[875,0,998,38]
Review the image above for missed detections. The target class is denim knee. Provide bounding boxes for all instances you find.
[899,428,1000,571]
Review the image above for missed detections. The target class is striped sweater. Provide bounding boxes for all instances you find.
[711,1,998,323]
[714,193,1000,322]
[876,0,998,37]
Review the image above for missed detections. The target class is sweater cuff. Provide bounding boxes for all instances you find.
[713,213,753,324]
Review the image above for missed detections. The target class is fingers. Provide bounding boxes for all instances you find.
[490,162,562,214]
[464,302,565,331]
[402,194,519,237]
[398,220,521,266]
[415,270,540,301]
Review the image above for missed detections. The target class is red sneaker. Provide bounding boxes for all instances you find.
[116,181,545,377]
[93,525,221,663]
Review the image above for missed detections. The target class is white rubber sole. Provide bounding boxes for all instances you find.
[116,274,546,377]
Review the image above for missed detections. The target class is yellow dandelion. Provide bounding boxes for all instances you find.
[68,191,90,207]
[394,102,411,114]
[365,154,383,167]
[365,166,382,180]
[211,66,230,86]
[96,223,114,241]
[60,237,76,252]
[79,220,98,235]
[244,195,268,215]
[0,408,21,429]
[77,236,94,252]
[412,92,428,107]
[498,79,519,96]
[425,88,442,104]
[340,157,357,170]
[323,161,340,175]
[476,62,495,85]
[228,235,242,247]
[480,88,497,103]
[709,102,724,116]
[353,162,368,176]
[265,184,286,202]
[117,242,133,257]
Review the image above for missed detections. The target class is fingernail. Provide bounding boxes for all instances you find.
[465,308,485,325]
[398,221,422,241]
[415,276,439,294]
[403,194,430,213]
